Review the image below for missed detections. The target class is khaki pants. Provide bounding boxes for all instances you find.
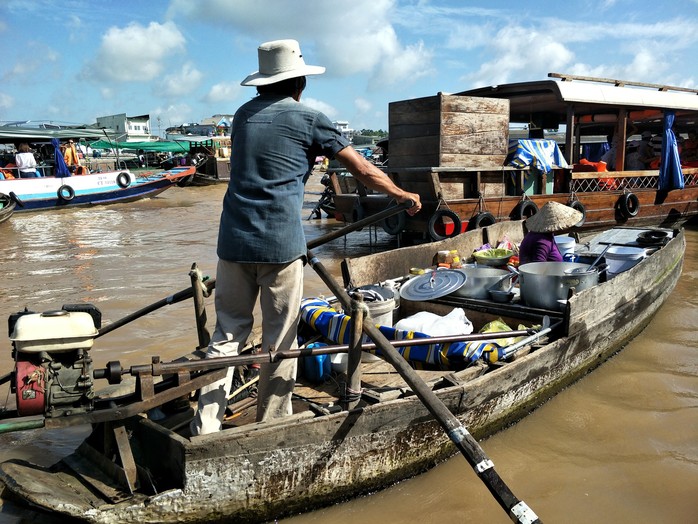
[190,258,303,435]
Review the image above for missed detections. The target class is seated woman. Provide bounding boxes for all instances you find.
[519,201,583,264]
[15,143,39,178]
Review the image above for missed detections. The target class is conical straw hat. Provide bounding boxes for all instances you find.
[524,201,583,233]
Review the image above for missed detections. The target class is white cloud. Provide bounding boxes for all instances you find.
[168,0,432,88]
[354,97,372,113]
[87,21,185,83]
[151,103,194,130]
[159,62,203,98]
[462,24,574,87]
[302,97,338,120]
[0,92,14,111]
[203,82,242,105]
[2,43,58,83]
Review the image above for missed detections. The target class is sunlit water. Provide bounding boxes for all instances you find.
[0,174,696,523]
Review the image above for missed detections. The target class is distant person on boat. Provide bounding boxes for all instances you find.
[63,139,81,173]
[625,141,645,170]
[15,143,39,178]
[519,201,582,264]
[600,133,618,170]
[637,130,656,169]
[190,39,422,436]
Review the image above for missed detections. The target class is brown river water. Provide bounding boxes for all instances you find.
[0,172,696,523]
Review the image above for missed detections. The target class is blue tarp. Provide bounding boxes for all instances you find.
[298,298,510,370]
[507,139,569,175]
[583,142,610,162]
[658,110,684,191]
[51,138,70,178]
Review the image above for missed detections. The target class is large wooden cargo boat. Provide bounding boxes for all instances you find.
[332,73,698,240]
[0,219,684,523]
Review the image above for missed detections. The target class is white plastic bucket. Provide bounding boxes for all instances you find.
[605,246,646,277]
[554,235,576,258]
[363,299,395,362]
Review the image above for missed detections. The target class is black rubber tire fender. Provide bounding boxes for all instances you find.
[381,210,407,235]
[427,209,462,241]
[618,192,640,218]
[9,192,24,208]
[57,184,75,201]
[467,211,496,231]
[511,200,539,220]
[568,200,586,227]
[116,172,131,189]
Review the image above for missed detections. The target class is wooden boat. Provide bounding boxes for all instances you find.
[0,127,197,211]
[332,73,698,239]
[0,193,16,224]
[0,220,684,523]
[0,166,196,212]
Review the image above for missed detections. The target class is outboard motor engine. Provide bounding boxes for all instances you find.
[9,304,101,418]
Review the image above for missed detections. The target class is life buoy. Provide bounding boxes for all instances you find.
[467,211,496,231]
[618,192,640,218]
[568,200,586,227]
[428,209,462,241]
[511,200,539,220]
[57,185,75,201]
[381,210,407,235]
[8,192,24,208]
[116,172,131,189]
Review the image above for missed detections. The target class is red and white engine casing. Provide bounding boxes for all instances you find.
[10,309,98,417]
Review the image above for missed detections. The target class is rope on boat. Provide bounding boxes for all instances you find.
[189,266,211,297]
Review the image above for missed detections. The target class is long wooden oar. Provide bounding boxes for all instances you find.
[97,278,216,338]
[307,248,542,524]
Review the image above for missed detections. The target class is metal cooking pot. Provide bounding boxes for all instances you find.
[518,262,599,310]
[451,265,511,299]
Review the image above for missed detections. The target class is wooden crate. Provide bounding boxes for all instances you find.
[388,93,509,169]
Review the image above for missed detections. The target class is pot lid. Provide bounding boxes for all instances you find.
[399,269,467,301]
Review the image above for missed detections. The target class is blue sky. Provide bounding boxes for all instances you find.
[1,0,697,134]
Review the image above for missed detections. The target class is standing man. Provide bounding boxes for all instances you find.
[191,39,421,435]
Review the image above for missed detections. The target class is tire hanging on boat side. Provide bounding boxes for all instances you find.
[116,172,131,189]
[8,192,24,208]
[511,200,539,220]
[568,200,586,227]
[57,185,75,201]
[467,211,496,231]
[427,209,462,241]
[381,210,407,235]
[617,192,640,218]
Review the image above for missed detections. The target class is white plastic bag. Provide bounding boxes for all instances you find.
[394,308,473,336]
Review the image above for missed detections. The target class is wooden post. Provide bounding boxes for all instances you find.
[189,263,211,349]
[343,293,364,410]
[616,109,628,172]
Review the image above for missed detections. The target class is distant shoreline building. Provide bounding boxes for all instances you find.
[95,113,152,142]
[333,120,355,140]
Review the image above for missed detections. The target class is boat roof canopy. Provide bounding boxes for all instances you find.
[457,73,698,132]
[0,126,110,143]
[89,140,189,153]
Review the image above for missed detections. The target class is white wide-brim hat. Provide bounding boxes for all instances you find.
[241,39,325,86]
[525,201,583,233]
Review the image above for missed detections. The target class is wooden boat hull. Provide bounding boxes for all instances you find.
[0,224,684,523]
[0,167,196,212]
[0,193,15,224]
